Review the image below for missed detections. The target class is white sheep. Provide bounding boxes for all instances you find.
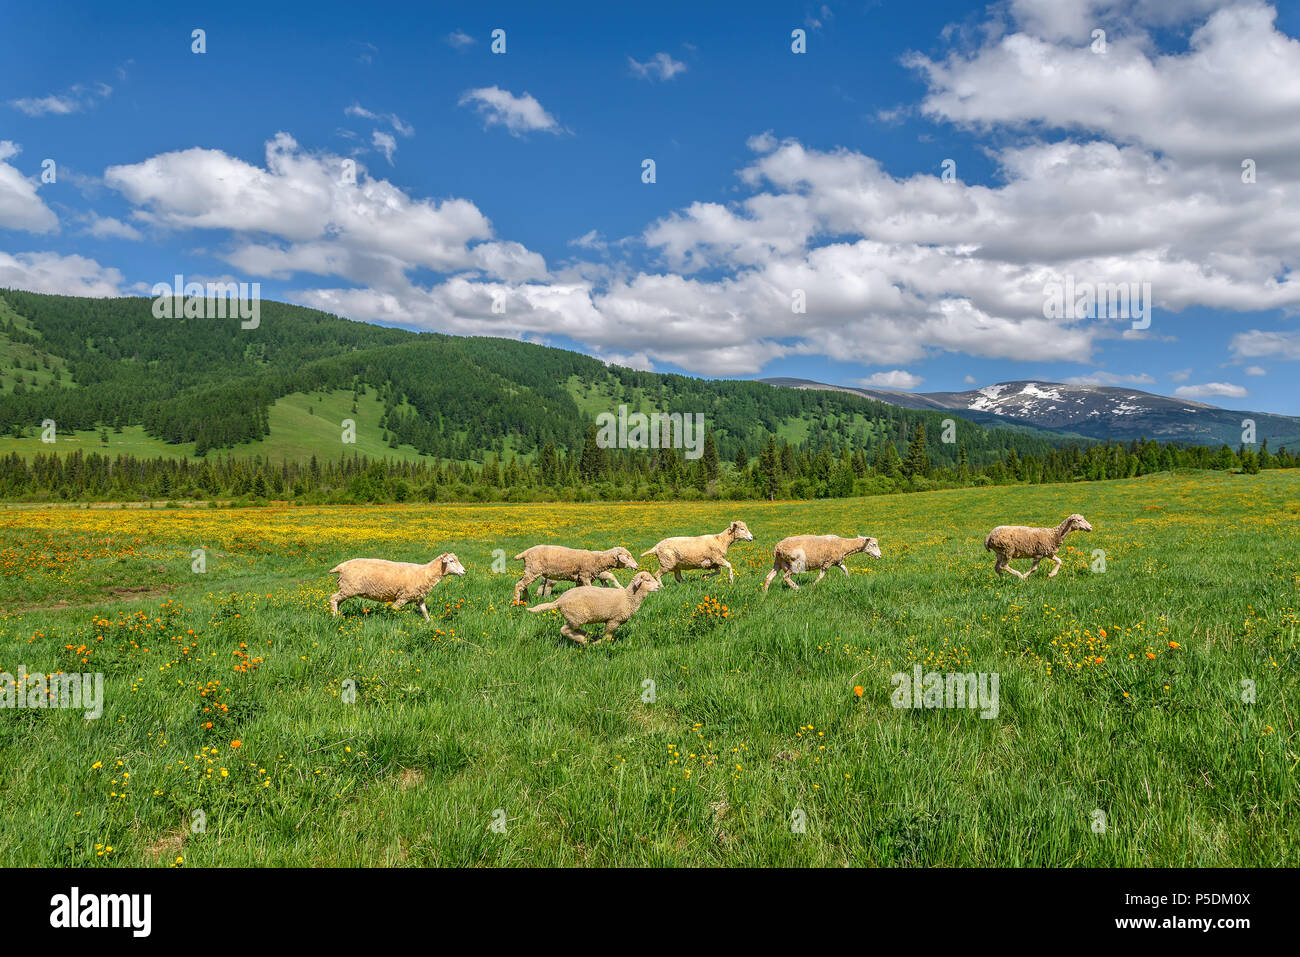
[762,534,882,592]
[512,545,638,602]
[984,514,1093,579]
[640,521,755,584]
[527,570,662,644]
[329,553,466,620]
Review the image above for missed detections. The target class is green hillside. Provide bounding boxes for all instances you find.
[0,289,1078,469]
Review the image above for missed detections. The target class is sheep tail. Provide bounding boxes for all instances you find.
[329,564,345,574]
[528,601,558,614]
[513,551,528,561]
[640,548,656,558]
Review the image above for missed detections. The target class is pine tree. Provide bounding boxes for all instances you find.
[901,422,930,478]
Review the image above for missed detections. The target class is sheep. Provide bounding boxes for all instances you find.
[512,545,638,602]
[762,534,882,592]
[640,521,755,584]
[329,553,466,620]
[527,570,662,644]
[984,514,1093,580]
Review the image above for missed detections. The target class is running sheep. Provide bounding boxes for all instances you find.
[640,521,754,584]
[527,570,662,644]
[984,514,1093,580]
[512,545,639,602]
[329,553,466,620]
[762,534,882,592]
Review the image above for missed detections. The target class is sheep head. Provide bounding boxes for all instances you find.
[629,571,661,595]
[611,547,638,569]
[438,553,466,576]
[856,535,882,559]
[1064,514,1093,533]
[729,521,754,542]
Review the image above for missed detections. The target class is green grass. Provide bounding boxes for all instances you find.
[0,389,435,464]
[0,470,1295,866]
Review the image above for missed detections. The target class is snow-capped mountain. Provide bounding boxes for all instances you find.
[759,378,1300,448]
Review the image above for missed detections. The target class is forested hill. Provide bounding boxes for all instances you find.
[0,288,1078,468]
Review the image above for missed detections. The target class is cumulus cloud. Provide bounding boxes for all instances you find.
[104,133,543,286]
[458,87,563,135]
[628,52,688,81]
[0,141,58,233]
[446,30,476,49]
[0,251,123,296]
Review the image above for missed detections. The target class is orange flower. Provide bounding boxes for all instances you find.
[1098,628,1107,638]
[853,686,864,697]
[1168,641,1180,649]
[1146,652,1156,659]
[230,740,242,749]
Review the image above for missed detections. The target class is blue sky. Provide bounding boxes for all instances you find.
[3,0,1299,414]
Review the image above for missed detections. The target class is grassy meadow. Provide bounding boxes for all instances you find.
[0,469,1296,866]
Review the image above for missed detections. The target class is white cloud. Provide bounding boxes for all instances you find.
[1174,381,1249,399]
[9,81,112,117]
[372,131,397,165]
[458,87,563,135]
[628,52,688,81]
[854,370,924,390]
[1244,364,1267,375]
[0,251,123,296]
[82,213,142,241]
[105,134,542,286]
[345,103,413,137]
[1231,328,1300,360]
[447,30,476,49]
[569,229,607,251]
[0,141,58,233]
[1063,371,1157,385]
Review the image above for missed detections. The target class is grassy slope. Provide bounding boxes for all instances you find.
[0,298,73,395]
[0,389,435,464]
[0,470,1295,866]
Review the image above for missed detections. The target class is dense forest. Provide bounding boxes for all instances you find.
[0,430,1292,503]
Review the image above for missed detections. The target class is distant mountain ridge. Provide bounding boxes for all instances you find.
[760,378,1300,448]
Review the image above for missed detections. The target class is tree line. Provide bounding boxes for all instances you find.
[1,428,1292,504]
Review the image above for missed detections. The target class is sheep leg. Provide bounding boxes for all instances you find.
[513,574,538,602]
[717,558,734,584]
[762,567,780,593]
[1025,559,1041,578]
[597,621,620,643]
[560,623,589,645]
[1047,555,1062,578]
[598,571,622,587]
[540,578,554,597]
[673,570,684,583]
[812,569,826,586]
[838,562,849,576]
[329,592,347,615]
[418,602,430,621]
[782,571,800,590]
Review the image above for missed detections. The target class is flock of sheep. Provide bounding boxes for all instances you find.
[327,513,1093,644]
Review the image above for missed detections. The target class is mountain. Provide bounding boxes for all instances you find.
[0,290,1079,468]
[760,378,1300,449]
